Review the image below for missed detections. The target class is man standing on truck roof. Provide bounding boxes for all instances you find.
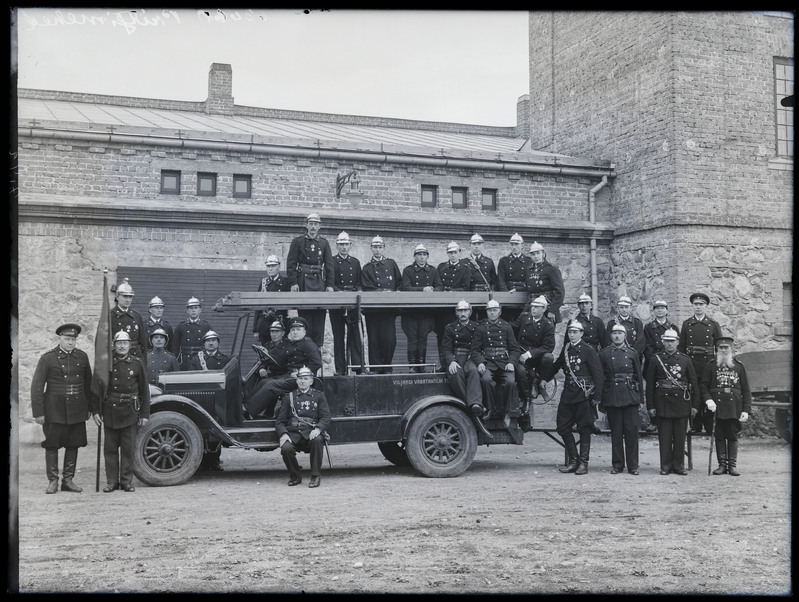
[400,243,443,373]
[496,232,533,324]
[329,231,364,376]
[360,236,402,374]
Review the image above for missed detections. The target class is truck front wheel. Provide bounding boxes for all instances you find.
[405,405,477,477]
[133,411,204,486]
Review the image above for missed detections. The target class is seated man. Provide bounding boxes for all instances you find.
[440,300,484,417]
[243,317,322,419]
[189,331,230,371]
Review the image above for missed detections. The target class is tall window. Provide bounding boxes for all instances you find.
[774,58,794,157]
[197,172,217,196]
[232,174,252,198]
[452,187,468,209]
[421,185,437,208]
[160,170,181,195]
[481,188,497,211]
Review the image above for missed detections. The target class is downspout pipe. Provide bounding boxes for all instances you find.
[588,176,609,308]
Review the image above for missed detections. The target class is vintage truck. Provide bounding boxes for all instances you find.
[133,291,560,486]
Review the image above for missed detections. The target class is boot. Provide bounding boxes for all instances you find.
[575,436,591,475]
[559,439,579,473]
[727,440,740,476]
[418,351,427,373]
[60,447,82,492]
[712,440,728,475]
[45,449,59,494]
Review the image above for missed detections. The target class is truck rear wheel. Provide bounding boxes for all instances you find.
[378,441,411,466]
[133,411,204,486]
[405,405,477,477]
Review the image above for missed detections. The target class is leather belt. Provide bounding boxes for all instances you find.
[656,380,684,389]
[483,348,509,360]
[713,387,734,394]
[65,384,83,396]
[687,345,714,355]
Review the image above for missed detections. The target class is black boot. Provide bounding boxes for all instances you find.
[418,351,427,373]
[45,450,59,494]
[727,440,740,476]
[712,440,728,475]
[575,435,591,475]
[61,447,83,492]
[559,439,579,473]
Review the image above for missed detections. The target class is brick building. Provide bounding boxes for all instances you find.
[14,11,792,436]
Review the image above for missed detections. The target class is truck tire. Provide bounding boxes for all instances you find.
[378,441,411,466]
[133,411,204,486]
[405,405,477,478]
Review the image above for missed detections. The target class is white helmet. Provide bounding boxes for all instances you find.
[414,243,429,255]
[529,241,545,253]
[265,255,280,266]
[486,299,501,309]
[113,331,131,343]
[509,233,524,244]
[296,366,314,378]
[116,278,134,296]
[149,296,164,308]
[186,297,201,308]
[202,330,220,342]
[470,234,484,244]
[456,299,471,311]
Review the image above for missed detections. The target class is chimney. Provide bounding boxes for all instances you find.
[206,63,234,115]
[516,94,530,140]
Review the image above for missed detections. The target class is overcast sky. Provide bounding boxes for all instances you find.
[13,8,530,126]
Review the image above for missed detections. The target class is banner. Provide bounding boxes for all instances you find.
[90,271,112,404]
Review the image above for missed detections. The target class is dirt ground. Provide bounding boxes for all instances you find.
[10,428,792,595]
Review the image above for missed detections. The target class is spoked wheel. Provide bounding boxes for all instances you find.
[133,411,204,486]
[405,405,477,478]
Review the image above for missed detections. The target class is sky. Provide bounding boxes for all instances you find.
[13,8,530,126]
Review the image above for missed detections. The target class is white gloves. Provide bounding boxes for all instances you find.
[705,399,717,412]
[279,434,291,446]
[739,412,749,422]
[520,350,532,363]
[309,428,321,440]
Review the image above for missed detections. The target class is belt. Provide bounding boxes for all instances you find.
[656,380,684,389]
[713,387,735,394]
[483,348,509,359]
[337,286,356,291]
[65,384,83,396]
[687,345,714,355]
[454,348,470,354]
[300,264,322,273]
[471,284,489,292]
[613,376,633,383]
[106,393,138,406]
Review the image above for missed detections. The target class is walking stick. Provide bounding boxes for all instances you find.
[95,421,102,492]
[707,408,716,476]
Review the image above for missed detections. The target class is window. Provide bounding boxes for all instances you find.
[160,170,181,195]
[481,188,497,211]
[774,58,794,157]
[452,187,468,209]
[233,174,252,198]
[421,185,437,208]
[197,173,217,196]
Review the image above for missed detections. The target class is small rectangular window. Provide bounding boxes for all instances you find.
[774,58,794,157]
[233,174,252,198]
[197,173,217,196]
[452,187,468,209]
[160,170,180,195]
[421,185,437,208]
[481,188,497,211]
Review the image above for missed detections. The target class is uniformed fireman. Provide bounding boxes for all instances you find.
[497,232,533,323]
[329,231,364,375]
[462,233,497,292]
[598,324,644,475]
[30,323,96,494]
[441,300,484,417]
[110,278,147,367]
[551,320,604,475]
[701,336,752,476]
[434,241,471,369]
[286,212,335,348]
[606,295,645,360]
[145,296,174,352]
[646,328,700,475]
[524,241,565,324]
[252,255,290,346]
[146,327,178,386]
[275,365,331,488]
[189,330,230,371]
[678,292,723,434]
[574,293,607,352]
[642,299,680,434]
[96,331,150,493]
[471,299,521,426]
[400,243,443,372]
[511,295,555,410]
[172,297,213,371]
[361,236,402,374]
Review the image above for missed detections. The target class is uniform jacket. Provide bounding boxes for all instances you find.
[173,318,213,362]
[576,312,607,351]
[111,305,148,361]
[274,337,323,376]
[645,350,700,418]
[102,354,150,429]
[700,359,752,420]
[286,234,335,290]
[441,319,480,366]
[436,260,470,291]
[511,313,556,354]
[275,387,331,440]
[461,254,497,291]
[598,344,644,408]
[678,315,723,365]
[145,317,174,351]
[146,347,179,385]
[471,318,522,367]
[189,350,231,371]
[252,273,290,336]
[332,254,362,292]
[401,263,443,291]
[524,261,565,318]
[644,319,680,362]
[361,257,402,292]
[552,341,604,405]
[496,253,533,292]
[31,346,95,423]
[607,315,646,359]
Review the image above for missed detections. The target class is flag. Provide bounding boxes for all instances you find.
[90,271,113,405]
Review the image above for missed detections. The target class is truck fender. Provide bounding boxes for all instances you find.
[400,394,491,440]
[149,394,239,447]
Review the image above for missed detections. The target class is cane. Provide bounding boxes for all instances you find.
[707,408,716,476]
[95,420,102,492]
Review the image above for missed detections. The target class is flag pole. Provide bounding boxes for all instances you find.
[92,269,112,492]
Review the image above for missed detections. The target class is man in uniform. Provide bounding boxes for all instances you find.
[551,320,604,475]
[646,328,700,475]
[173,297,213,371]
[31,323,96,494]
[95,331,150,492]
[189,330,231,371]
[524,241,565,324]
[463,233,497,292]
[441,300,484,417]
[701,336,752,476]
[361,236,402,374]
[144,296,174,352]
[400,243,443,372]
[243,317,322,419]
[146,328,178,386]
[598,324,644,475]
[606,296,645,360]
[286,212,335,348]
[511,295,555,410]
[110,278,147,367]
[471,299,521,426]
[275,366,331,488]
[246,320,289,399]
[253,255,290,346]
[497,232,533,323]
[574,293,607,352]
[678,292,722,434]
[329,231,364,375]
[434,241,470,369]
[642,299,680,434]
